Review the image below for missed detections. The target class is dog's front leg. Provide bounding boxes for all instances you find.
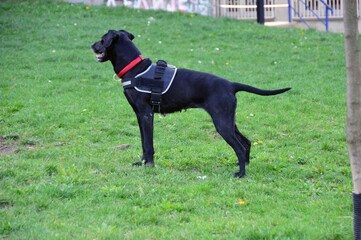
[134,111,155,167]
[124,91,155,167]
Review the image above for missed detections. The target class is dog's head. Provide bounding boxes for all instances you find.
[91,29,136,62]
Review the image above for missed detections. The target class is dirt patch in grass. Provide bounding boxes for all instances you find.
[112,144,131,150]
[0,199,13,209]
[0,137,17,155]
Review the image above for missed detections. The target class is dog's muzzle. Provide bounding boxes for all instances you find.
[91,42,107,62]
[95,52,105,62]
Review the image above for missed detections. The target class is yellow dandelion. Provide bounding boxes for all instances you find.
[238,199,246,205]
[253,140,263,146]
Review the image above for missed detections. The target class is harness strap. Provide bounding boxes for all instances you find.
[151,60,167,111]
[122,60,168,112]
[122,77,163,89]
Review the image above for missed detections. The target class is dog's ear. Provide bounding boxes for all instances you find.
[119,30,135,41]
[102,30,119,48]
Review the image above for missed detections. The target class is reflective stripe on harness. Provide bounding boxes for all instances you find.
[122,60,171,112]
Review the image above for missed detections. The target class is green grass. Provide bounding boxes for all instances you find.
[0,0,351,239]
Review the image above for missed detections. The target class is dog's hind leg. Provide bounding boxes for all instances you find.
[235,127,251,164]
[205,96,248,178]
[214,120,248,178]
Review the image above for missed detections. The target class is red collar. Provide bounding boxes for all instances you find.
[117,55,144,78]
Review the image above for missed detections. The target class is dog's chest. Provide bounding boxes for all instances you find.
[122,64,177,94]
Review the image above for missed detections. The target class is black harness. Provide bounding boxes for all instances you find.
[122,60,177,111]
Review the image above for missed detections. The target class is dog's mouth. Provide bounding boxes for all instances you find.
[91,42,107,62]
[95,52,105,62]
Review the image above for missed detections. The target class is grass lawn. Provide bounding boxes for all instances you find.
[0,0,351,239]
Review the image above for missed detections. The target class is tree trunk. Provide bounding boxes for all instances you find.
[344,1,361,239]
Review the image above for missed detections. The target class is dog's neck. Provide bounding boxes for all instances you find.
[110,40,151,78]
[117,55,144,78]
[116,58,152,79]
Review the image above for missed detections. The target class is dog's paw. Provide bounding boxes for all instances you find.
[132,161,143,167]
[145,161,154,168]
[132,160,155,167]
[234,172,246,178]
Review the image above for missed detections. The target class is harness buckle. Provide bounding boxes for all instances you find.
[151,92,162,112]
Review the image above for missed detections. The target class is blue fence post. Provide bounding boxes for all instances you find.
[288,0,292,23]
[325,7,329,31]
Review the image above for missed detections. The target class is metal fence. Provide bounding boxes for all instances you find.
[95,0,360,20]
[214,0,276,19]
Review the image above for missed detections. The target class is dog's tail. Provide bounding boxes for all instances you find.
[233,82,291,96]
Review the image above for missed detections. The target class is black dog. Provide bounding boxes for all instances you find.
[91,29,291,178]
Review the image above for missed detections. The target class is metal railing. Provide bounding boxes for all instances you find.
[293,0,342,18]
[216,0,276,20]
[288,0,334,31]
